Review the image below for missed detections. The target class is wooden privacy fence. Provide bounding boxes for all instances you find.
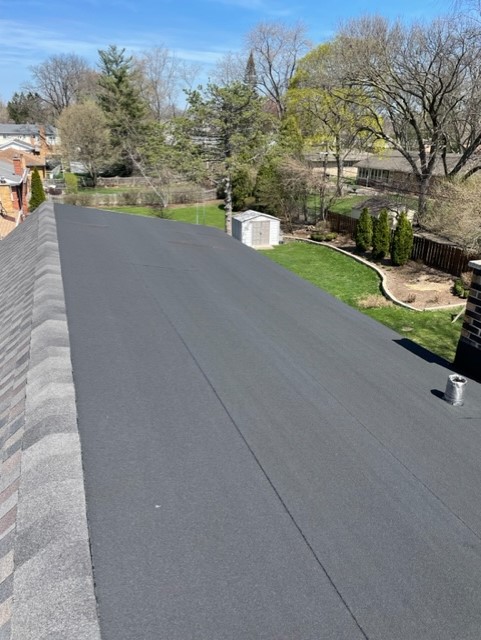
[325,210,474,276]
[411,236,472,276]
[326,211,357,236]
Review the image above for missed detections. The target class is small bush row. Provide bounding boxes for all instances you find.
[310,232,338,242]
[354,207,413,266]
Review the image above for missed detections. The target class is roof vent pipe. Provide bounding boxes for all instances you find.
[443,374,467,406]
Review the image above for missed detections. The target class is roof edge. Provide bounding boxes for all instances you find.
[11,203,101,640]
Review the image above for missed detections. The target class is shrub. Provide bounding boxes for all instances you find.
[121,190,140,206]
[391,211,414,266]
[64,172,78,194]
[62,192,93,206]
[372,209,391,260]
[29,168,46,211]
[310,231,337,242]
[452,278,470,298]
[143,191,166,212]
[354,207,373,252]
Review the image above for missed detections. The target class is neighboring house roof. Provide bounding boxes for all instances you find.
[305,149,373,164]
[355,149,481,176]
[0,123,57,137]
[3,203,481,639]
[0,159,24,185]
[233,209,280,222]
[0,139,38,153]
[0,148,45,168]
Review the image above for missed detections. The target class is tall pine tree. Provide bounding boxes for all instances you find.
[185,82,272,234]
[97,45,146,172]
[244,51,257,90]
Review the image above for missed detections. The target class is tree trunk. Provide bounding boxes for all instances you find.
[335,140,343,196]
[416,175,430,226]
[224,174,233,235]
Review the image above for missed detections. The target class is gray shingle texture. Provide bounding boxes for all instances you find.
[0,203,100,639]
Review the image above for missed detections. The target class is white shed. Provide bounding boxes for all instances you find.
[232,210,281,248]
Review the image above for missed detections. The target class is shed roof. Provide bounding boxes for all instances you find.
[233,209,280,222]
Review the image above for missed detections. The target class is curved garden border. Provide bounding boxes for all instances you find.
[283,236,467,313]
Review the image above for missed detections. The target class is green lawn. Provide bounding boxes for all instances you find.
[107,203,225,229]
[261,242,463,362]
[328,195,369,215]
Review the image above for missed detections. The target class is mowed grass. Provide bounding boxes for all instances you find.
[108,203,225,229]
[261,242,463,362]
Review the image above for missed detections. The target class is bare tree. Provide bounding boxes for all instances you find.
[27,54,95,117]
[426,175,481,253]
[246,21,311,118]
[329,15,481,221]
[0,98,10,122]
[211,51,246,86]
[133,47,200,119]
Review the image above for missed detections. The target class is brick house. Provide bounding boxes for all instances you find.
[354,150,479,193]
[0,156,29,238]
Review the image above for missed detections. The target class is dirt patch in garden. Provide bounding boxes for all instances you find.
[290,229,468,310]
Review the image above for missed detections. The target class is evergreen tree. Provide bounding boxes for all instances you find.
[244,51,257,90]
[7,91,48,124]
[185,82,272,234]
[29,168,46,211]
[372,208,390,260]
[97,45,147,171]
[354,207,373,252]
[232,165,255,211]
[391,211,414,266]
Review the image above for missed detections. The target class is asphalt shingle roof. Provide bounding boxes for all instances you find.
[0,204,100,640]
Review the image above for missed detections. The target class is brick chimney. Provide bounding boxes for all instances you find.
[12,155,24,176]
[454,260,481,381]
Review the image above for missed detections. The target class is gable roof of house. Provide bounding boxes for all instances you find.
[3,203,481,639]
[0,139,38,153]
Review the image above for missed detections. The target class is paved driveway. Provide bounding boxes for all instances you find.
[56,205,481,640]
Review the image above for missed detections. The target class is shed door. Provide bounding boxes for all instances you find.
[251,220,270,246]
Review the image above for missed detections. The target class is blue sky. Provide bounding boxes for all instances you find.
[0,0,454,102]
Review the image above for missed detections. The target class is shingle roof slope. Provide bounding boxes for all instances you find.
[0,204,100,640]
[0,124,56,137]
